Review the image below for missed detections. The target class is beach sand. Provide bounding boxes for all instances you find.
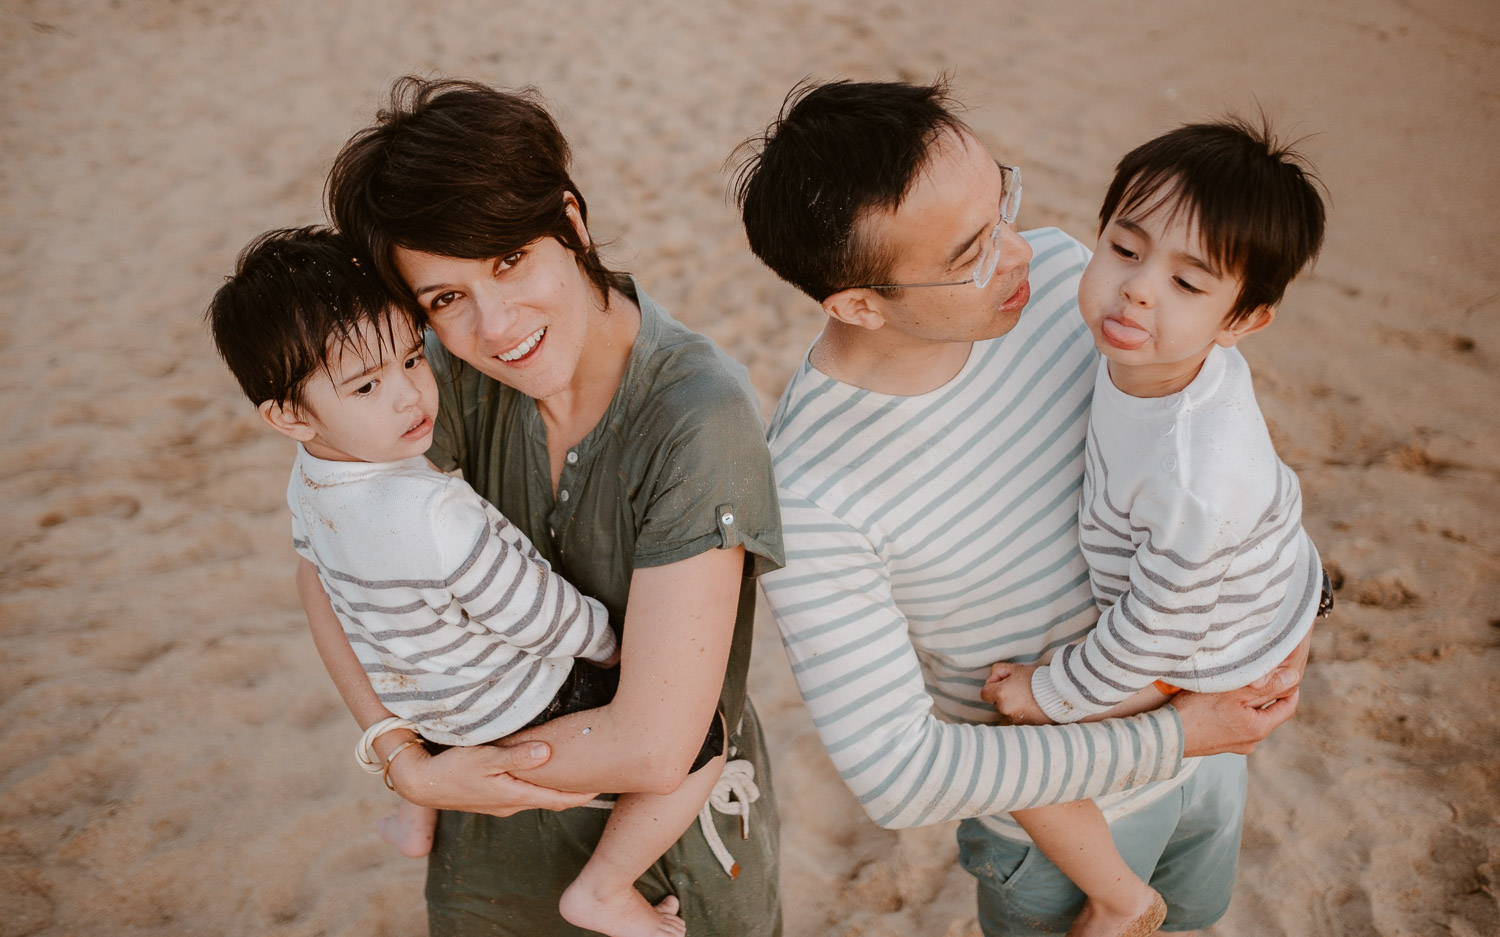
[2,1,1497,935]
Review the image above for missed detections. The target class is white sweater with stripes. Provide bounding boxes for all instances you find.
[1031,347,1320,723]
[761,228,1188,836]
[288,447,617,746]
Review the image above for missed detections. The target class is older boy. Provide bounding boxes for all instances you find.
[986,117,1330,936]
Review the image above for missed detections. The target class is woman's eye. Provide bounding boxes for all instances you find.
[430,291,459,310]
[497,250,526,271]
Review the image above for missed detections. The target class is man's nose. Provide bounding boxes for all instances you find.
[996,224,1034,274]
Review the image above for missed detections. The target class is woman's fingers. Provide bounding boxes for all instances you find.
[387,741,597,815]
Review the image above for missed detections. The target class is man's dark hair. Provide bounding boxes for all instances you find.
[1099,114,1327,324]
[206,226,404,409]
[326,76,626,320]
[733,78,969,301]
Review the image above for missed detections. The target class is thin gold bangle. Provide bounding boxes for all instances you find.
[381,737,427,791]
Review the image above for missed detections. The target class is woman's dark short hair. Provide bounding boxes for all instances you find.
[733,78,969,301]
[1099,115,1327,325]
[326,76,625,320]
[206,226,403,410]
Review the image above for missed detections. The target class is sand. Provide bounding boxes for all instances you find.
[2,1,1497,935]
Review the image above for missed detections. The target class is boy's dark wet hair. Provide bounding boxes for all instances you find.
[733,78,969,301]
[1099,115,1327,325]
[206,226,404,410]
[326,76,626,321]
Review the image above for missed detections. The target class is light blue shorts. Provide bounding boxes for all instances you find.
[957,753,1249,936]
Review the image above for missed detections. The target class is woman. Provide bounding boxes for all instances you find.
[301,77,784,936]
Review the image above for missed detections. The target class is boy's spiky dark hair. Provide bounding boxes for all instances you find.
[206,226,404,409]
[1099,114,1328,323]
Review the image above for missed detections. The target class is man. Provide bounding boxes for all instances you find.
[735,78,1308,935]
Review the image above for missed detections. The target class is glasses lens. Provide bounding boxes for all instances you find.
[973,223,1003,289]
[1000,166,1023,224]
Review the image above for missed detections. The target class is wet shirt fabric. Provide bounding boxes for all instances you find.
[423,278,785,937]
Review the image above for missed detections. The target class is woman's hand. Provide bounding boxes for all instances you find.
[297,559,597,815]
[386,738,600,817]
[1173,629,1312,757]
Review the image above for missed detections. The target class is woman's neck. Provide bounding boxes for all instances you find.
[536,287,641,483]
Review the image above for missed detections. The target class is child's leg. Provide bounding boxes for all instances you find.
[377,798,437,858]
[558,749,727,937]
[1011,799,1167,937]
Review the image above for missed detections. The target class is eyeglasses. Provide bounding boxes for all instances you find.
[851,164,1022,292]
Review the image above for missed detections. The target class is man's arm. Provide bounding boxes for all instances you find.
[983,640,1307,750]
[760,493,1189,830]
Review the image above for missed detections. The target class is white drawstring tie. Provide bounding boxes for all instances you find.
[582,756,759,878]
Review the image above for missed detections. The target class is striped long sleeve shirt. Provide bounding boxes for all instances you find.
[1031,347,1320,723]
[761,229,1188,837]
[288,446,617,745]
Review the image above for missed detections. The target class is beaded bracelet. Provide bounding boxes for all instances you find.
[355,716,421,774]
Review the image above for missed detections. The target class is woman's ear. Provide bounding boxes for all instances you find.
[562,193,590,248]
[821,289,888,331]
[1216,305,1277,348]
[258,399,318,442]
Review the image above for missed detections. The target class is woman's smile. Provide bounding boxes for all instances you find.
[496,326,547,363]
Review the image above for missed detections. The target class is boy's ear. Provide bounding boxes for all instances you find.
[1217,305,1277,348]
[821,288,888,331]
[258,399,318,443]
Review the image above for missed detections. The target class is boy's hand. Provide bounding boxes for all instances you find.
[980,662,1051,725]
[386,738,598,816]
[600,647,622,669]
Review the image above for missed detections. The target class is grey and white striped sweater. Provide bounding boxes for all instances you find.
[1032,345,1320,723]
[288,446,616,746]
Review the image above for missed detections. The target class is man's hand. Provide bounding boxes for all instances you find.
[980,662,1051,726]
[1173,630,1312,757]
[386,739,599,816]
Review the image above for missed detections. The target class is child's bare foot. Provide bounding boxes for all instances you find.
[558,876,686,937]
[1067,886,1167,937]
[377,803,435,858]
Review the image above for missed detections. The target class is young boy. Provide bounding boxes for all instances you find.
[206,226,724,937]
[983,117,1331,936]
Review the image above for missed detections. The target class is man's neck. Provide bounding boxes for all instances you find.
[809,319,973,396]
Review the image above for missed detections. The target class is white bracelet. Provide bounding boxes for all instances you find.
[355,716,421,774]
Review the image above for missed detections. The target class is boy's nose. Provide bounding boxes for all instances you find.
[393,371,423,408]
[1120,273,1152,306]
